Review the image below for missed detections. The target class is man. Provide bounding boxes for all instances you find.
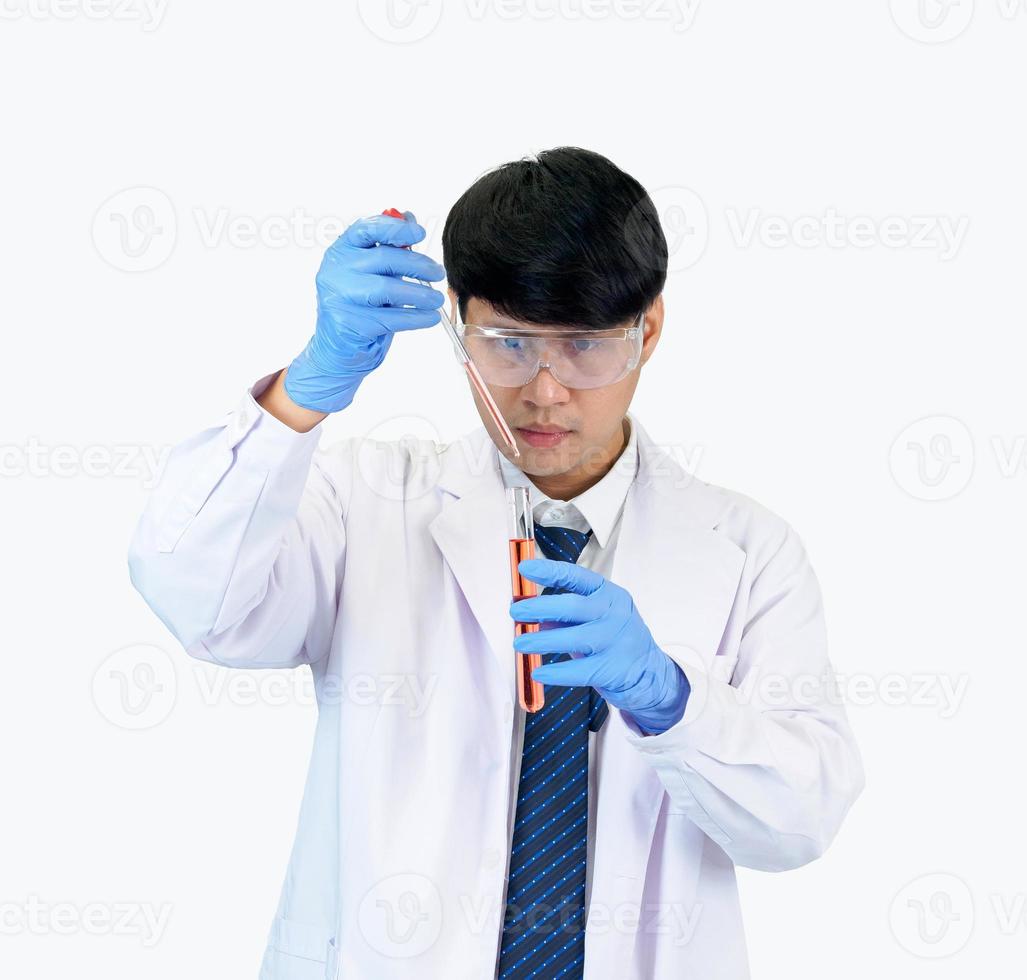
[128,147,864,979]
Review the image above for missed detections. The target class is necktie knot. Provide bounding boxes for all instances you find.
[533,522,592,565]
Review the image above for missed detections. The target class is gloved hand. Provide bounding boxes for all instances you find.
[510,558,690,735]
[284,211,446,413]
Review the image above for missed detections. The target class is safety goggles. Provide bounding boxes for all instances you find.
[453,309,645,390]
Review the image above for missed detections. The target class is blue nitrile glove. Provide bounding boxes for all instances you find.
[510,559,690,735]
[284,211,446,413]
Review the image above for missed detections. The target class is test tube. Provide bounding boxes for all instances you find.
[508,486,544,713]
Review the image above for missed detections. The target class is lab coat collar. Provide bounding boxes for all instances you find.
[495,413,639,550]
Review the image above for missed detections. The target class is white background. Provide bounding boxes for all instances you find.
[2,1,1025,977]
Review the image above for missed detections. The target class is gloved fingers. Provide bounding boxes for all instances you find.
[339,213,427,249]
[513,619,608,656]
[350,244,446,283]
[370,305,444,332]
[324,273,444,312]
[316,305,439,347]
[530,655,602,689]
[517,558,606,597]
[509,591,593,624]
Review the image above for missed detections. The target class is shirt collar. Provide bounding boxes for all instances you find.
[498,413,638,550]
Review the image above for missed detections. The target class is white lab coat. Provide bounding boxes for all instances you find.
[127,375,864,980]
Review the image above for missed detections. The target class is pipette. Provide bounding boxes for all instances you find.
[381,208,521,459]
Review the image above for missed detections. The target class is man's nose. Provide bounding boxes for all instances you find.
[520,365,571,405]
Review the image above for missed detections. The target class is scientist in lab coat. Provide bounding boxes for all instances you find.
[128,147,864,980]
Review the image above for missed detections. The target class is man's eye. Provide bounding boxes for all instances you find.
[561,339,599,356]
[500,338,527,352]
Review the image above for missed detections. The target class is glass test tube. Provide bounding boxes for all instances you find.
[508,486,544,713]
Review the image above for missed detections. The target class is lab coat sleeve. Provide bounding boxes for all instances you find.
[620,521,865,872]
[127,371,352,669]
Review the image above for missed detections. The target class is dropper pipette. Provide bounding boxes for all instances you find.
[382,208,521,459]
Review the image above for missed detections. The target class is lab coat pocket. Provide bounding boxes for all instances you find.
[261,916,335,980]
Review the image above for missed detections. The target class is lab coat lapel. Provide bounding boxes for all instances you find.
[585,420,747,979]
[428,427,518,702]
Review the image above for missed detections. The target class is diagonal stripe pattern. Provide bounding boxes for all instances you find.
[497,523,608,980]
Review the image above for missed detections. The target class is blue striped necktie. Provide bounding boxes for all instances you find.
[497,522,608,980]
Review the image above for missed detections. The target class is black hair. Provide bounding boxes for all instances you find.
[442,146,667,330]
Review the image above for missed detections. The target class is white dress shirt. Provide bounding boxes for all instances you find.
[495,415,639,971]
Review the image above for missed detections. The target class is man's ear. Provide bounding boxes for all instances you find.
[640,294,665,366]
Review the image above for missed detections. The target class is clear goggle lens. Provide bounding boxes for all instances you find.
[458,314,644,390]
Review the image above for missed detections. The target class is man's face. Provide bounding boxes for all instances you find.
[454,293,664,490]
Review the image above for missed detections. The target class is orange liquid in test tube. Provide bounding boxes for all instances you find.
[508,485,544,713]
[509,537,544,713]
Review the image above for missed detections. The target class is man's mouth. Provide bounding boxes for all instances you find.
[516,426,571,448]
